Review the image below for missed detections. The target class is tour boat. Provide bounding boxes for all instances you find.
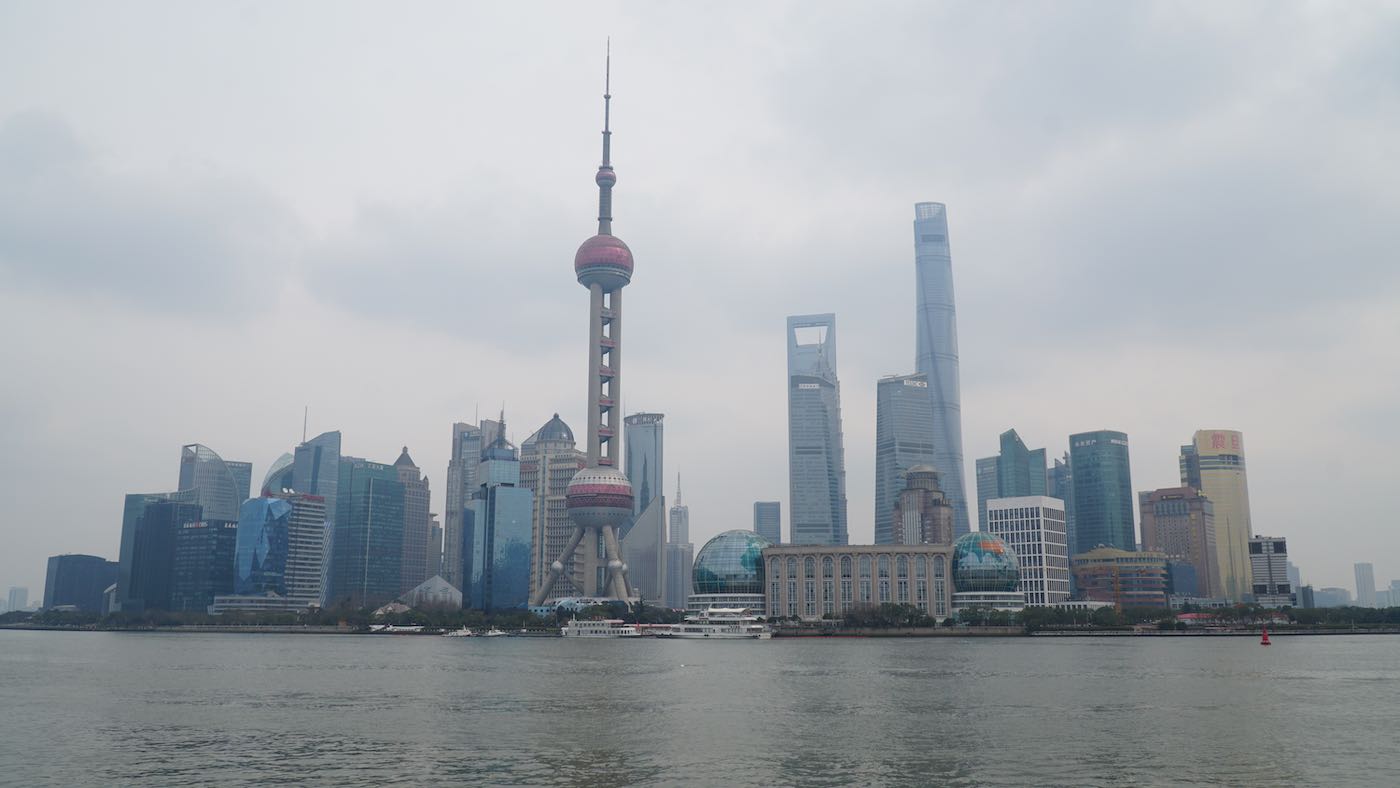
[657,607,772,640]
[482,627,509,638]
[561,618,642,638]
[441,627,475,638]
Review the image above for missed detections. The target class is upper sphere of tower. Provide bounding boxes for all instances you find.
[575,233,633,290]
[595,167,616,187]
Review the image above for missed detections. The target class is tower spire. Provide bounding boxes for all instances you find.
[675,472,682,506]
[596,38,616,235]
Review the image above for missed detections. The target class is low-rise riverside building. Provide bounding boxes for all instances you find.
[1071,547,1169,608]
[762,544,954,621]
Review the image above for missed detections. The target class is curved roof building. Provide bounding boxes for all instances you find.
[693,530,772,596]
[951,531,1024,611]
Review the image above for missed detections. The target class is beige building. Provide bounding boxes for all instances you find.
[762,544,954,621]
[1180,430,1253,602]
[520,415,585,596]
[890,465,955,545]
[1139,486,1220,599]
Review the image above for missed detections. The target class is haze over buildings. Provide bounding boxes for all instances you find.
[2,4,1398,595]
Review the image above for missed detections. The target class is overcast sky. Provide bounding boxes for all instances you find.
[2,2,1398,599]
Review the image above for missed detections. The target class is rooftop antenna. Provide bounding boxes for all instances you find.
[596,37,615,235]
[302,406,308,443]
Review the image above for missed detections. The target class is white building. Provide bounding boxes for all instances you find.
[984,496,1070,606]
[1354,562,1376,608]
[1250,536,1295,607]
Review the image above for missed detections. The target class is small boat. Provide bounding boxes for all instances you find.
[442,627,475,638]
[1260,628,1271,646]
[481,627,509,638]
[561,618,641,638]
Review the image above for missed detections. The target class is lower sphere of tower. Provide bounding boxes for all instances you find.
[565,466,634,529]
[575,234,634,291]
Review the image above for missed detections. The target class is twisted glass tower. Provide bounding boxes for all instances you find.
[913,202,970,536]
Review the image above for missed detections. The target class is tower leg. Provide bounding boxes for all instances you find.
[602,524,631,600]
[530,526,586,606]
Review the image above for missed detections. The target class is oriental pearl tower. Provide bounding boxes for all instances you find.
[531,47,636,605]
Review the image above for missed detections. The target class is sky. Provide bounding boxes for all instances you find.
[2,2,1398,600]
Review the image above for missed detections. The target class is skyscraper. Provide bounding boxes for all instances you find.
[444,422,483,591]
[1180,430,1254,602]
[170,519,239,612]
[975,429,1048,530]
[1354,562,1376,608]
[1068,430,1135,554]
[220,492,328,611]
[464,423,534,612]
[394,447,432,594]
[753,501,781,544]
[292,430,341,527]
[890,465,955,546]
[622,413,666,602]
[1046,453,1075,568]
[787,313,848,546]
[664,476,693,609]
[178,444,251,523]
[1249,536,1294,607]
[520,414,585,597]
[6,587,28,613]
[331,457,404,609]
[44,554,117,612]
[1139,487,1219,599]
[117,492,202,613]
[913,201,970,536]
[531,52,639,604]
[874,373,936,544]
[669,476,690,544]
[985,496,1070,606]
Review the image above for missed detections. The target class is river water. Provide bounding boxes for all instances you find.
[0,630,1394,786]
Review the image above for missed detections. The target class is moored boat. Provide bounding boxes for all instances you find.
[561,618,642,638]
[657,607,771,640]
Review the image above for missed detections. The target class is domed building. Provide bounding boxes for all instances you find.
[688,530,772,612]
[950,532,1025,612]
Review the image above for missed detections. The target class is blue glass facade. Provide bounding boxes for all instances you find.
[1069,430,1135,554]
[177,444,250,523]
[693,530,772,595]
[44,554,117,612]
[786,314,848,546]
[463,437,534,612]
[234,497,293,596]
[913,202,971,536]
[117,493,202,613]
[170,519,239,612]
[331,458,404,609]
[874,374,936,544]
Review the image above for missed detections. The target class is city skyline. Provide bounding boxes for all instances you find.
[4,4,1400,595]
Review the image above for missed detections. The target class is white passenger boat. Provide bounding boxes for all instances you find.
[481,627,509,638]
[561,618,642,638]
[658,608,772,640]
[441,627,475,637]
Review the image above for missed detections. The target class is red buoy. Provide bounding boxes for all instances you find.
[1260,628,1271,646]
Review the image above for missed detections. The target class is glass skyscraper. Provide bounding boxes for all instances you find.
[753,501,781,544]
[170,519,239,612]
[116,492,202,613]
[622,413,666,601]
[786,314,848,545]
[874,374,936,544]
[234,497,295,596]
[293,431,341,527]
[975,429,1047,530]
[1068,430,1135,554]
[178,444,251,523]
[913,202,970,536]
[624,413,664,517]
[43,554,117,613]
[331,458,404,609]
[463,429,533,612]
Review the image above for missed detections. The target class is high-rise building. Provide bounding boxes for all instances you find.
[170,519,239,612]
[178,444,251,523]
[787,313,848,546]
[262,452,295,495]
[464,425,534,612]
[1354,562,1377,608]
[394,447,432,594]
[622,413,666,602]
[44,554,117,612]
[913,201,970,537]
[219,492,328,611]
[1314,587,1352,607]
[1071,547,1169,608]
[1180,430,1254,602]
[1046,453,1075,569]
[1068,430,1135,554]
[975,429,1048,530]
[444,422,483,591]
[531,58,640,604]
[292,430,341,527]
[985,496,1070,606]
[890,465,955,546]
[117,493,202,613]
[874,374,936,544]
[753,502,781,544]
[1138,487,1219,599]
[664,477,693,609]
[1249,536,1294,607]
[330,457,404,609]
[428,513,442,580]
[520,414,585,597]
[7,586,29,614]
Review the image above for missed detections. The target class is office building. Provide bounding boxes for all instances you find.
[170,519,239,612]
[6,587,29,614]
[669,476,690,544]
[1139,487,1219,599]
[44,555,117,612]
[786,313,848,546]
[985,496,1069,606]
[622,413,666,602]
[1046,453,1075,569]
[1354,562,1376,608]
[428,514,442,579]
[913,201,971,536]
[663,477,694,609]
[1313,587,1351,607]
[1071,547,1169,608]
[462,416,534,612]
[1180,430,1254,602]
[890,465,955,546]
[292,430,342,529]
[331,458,404,609]
[395,447,433,594]
[262,452,295,495]
[444,422,483,590]
[873,373,937,544]
[215,492,328,613]
[753,501,781,544]
[117,493,202,613]
[178,444,251,523]
[1248,536,1294,607]
[975,429,1048,530]
[1069,430,1135,554]
[764,543,954,620]
[520,414,585,597]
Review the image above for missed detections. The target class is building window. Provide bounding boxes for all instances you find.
[840,555,852,579]
[841,579,852,610]
[896,555,908,579]
[822,556,834,579]
[897,579,908,603]
[804,557,817,580]
[823,580,834,615]
[860,579,872,603]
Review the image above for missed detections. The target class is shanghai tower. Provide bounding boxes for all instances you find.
[913,202,970,536]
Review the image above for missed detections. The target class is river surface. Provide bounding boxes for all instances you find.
[0,630,1395,786]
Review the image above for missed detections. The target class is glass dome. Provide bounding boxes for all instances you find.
[952,532,1021,593]
[692,530,772,595]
